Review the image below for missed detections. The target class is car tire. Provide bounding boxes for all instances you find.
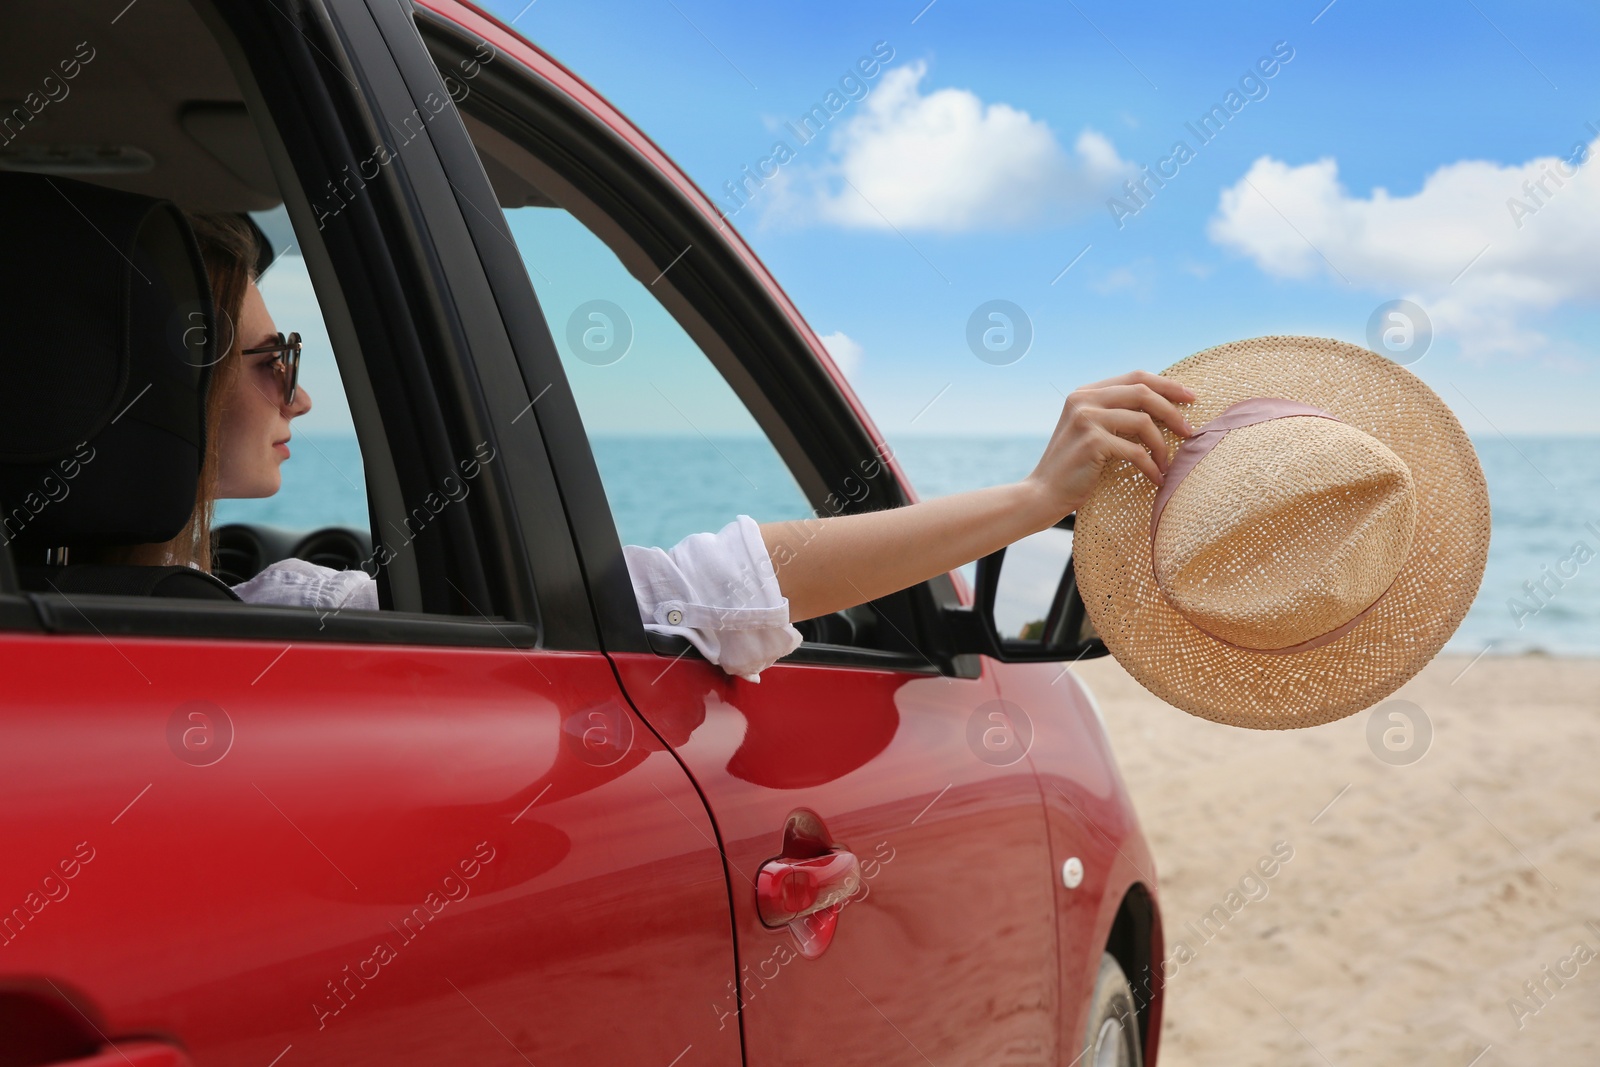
[1080,951,1142,1067]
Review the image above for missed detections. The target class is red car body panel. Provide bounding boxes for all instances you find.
[1000,662,1166,1063]
[0,636,740,1067]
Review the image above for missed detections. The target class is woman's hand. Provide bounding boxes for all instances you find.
[1024,370,1197,522]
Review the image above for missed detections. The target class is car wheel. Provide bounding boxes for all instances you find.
[1080,951,1142,1067]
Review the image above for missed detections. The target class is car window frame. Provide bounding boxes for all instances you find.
[410,4,981,678]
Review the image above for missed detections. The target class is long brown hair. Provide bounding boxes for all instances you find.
[88,212,256,572]
[175,212,257,572]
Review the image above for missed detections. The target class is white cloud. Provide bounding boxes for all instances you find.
[818,330,863,380]
[772,61,1132,232]
[1208,138,1600,360]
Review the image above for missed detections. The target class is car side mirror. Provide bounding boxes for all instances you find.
[941,514,1107,663]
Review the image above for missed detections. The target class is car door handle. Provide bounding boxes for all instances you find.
[42,1042,192,1067]
[755,849,862,928]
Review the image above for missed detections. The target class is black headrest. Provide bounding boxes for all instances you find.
[0,172,215,556]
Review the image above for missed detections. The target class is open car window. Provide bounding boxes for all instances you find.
[447,88,925,657]
[502,202,814,550]
[0,0,546,647]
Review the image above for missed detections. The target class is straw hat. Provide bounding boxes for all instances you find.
[1074,336,1490,729]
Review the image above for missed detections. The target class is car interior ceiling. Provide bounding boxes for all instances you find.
[1,0,277,211]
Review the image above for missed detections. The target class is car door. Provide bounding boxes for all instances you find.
[610,645,1062,1067]
[0,629,736,1067]
[400,6,1066,1062]
[0,3,740,1065]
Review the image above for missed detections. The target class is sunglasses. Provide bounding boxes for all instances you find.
[240,331,303,405]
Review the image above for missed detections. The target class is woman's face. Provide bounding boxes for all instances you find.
[216,279,313,499]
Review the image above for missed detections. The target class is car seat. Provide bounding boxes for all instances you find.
[0,171,240,601]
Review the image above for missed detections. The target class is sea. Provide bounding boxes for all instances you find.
[217,434,1600,658]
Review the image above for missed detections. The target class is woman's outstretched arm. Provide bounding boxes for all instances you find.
[761,370,1196,624]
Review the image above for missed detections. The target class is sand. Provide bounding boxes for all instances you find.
[1071,651,1600,1066]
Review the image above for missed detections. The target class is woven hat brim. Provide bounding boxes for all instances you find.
[1073,336,1491,730]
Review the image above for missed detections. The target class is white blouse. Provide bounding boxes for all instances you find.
[227,514,804,682]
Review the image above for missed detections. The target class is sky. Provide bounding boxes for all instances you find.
[438,0,1600,439]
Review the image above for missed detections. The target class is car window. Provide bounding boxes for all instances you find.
[0,1,532,642]
[453,105,913,654]
[505,204,813,550]
[418,25,941,662]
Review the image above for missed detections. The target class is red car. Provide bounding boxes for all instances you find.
[0,1,1162,1064]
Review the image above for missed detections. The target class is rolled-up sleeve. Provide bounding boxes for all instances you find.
[228,557,379,612]
[622,514,804,682]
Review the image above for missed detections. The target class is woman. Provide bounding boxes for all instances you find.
[169,212,1196,679]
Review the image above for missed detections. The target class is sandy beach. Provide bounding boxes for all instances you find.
[1073,651,1600,1066]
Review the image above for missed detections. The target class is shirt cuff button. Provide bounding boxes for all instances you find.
[666,608,684,625]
